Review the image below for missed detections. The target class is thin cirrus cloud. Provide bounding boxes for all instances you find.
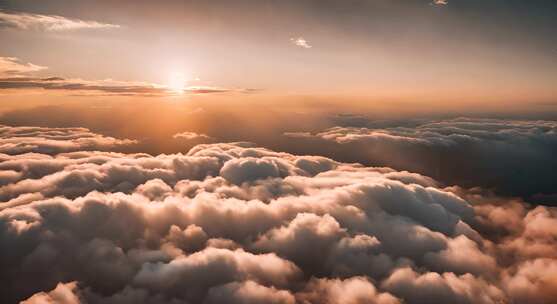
[0,76,254,96]
[0,76,168,96]
[0,57,47,76]
[0,10,120,31]
[0,56,256,96]
[0,125,555,304]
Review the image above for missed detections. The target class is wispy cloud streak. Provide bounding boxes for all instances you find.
[0,76,253,96]
[0,56,257,96]
[0,57,46,76]
[0,10,120,31]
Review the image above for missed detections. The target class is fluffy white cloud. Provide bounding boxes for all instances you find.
[1,125,555,304]
[502,258,557,304]
[381,267,504,304]
[297,277,400,304]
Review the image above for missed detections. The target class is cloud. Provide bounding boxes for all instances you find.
[502,258,557,304]
[20,281,81,304]
[132,247,301,295]
[0,124,137,155]
[432,0,448,5]
[0,76,249,96]
[284,117,557,204]
[381,267,504,304]
[0,126,555,304]
[0,57,47,76]
[290,37,312,49]
[297,277,400,304]
[0,76,167,96]
[206,280,295,304]
[253,213,347,274]
[0,10,120,31]
[0,56,258,96]
[173,131,213,141]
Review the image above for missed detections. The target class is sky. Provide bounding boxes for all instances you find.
[1,0,557,103]
[1,1,557,304]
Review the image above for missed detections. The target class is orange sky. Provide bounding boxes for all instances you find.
[0,0,556,107]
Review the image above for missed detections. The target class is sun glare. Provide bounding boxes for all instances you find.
[167,72,186,94]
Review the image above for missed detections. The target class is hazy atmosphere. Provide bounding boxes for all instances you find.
[1,1,557,303]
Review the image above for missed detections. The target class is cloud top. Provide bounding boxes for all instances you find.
[284,117,557,203]
[0,124,137,155]
[0,124,555,303]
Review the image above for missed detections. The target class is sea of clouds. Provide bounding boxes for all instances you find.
[285,117,557,203]
[0,124,556,304]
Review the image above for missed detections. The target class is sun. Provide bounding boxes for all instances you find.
[167,72,187,94]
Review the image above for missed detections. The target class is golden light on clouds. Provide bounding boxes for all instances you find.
[1,1,557,303]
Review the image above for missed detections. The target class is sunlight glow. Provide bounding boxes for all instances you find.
[167,72,187,94]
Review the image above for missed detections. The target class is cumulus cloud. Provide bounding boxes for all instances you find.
[381,267,504,304]
[1,130,555,304]
[502,258,557,304]
[206,280,295,304]
[21,282,81,304]
[297,277,400,304]
[284,117,557,204]
[0,10,120,31]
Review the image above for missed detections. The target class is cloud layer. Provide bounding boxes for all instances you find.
[0,75,249,97]
[0,57,47,76]
[0,56,256,96]
[0,10,119,31]
[0,124,555,303]
[285,117,557,203]
[0,124,136,156]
